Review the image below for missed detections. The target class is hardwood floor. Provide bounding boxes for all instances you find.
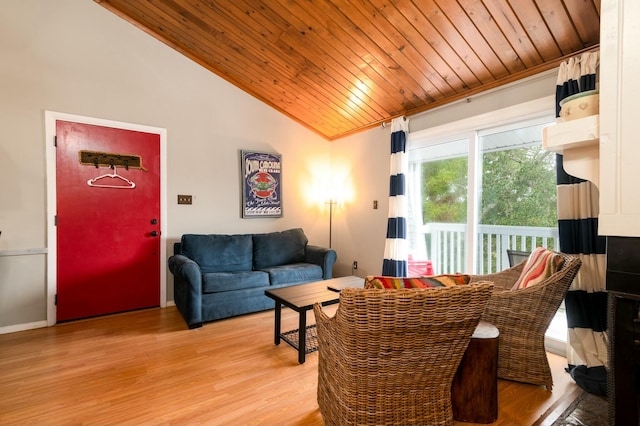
[0,305,578,425]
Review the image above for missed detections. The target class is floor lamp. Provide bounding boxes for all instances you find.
[327,198,336,249]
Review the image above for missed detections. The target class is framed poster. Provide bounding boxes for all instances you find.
[241,150,282,218]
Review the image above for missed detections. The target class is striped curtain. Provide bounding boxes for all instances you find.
[382,117,409,277]
[556,51,608,396]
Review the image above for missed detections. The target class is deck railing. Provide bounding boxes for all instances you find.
[413,223,560,275]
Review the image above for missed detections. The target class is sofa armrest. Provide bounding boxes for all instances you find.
[305,245,337,279]
[168,254,202,288]
[168,254,203,328]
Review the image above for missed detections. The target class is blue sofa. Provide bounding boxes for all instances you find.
[168,228,337,328]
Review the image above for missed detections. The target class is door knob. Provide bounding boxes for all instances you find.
[150,231,158,237]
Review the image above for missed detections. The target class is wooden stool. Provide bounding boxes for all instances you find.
[451,320,499,423]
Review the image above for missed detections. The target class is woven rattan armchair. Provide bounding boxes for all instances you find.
[313,283,494,426]
[470,252,582,390]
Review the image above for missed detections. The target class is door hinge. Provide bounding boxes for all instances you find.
[54,135,57,147]
[54,215,58,226]
[55,294,58,305]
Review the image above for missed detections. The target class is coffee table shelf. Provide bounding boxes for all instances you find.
[280,324,319,355]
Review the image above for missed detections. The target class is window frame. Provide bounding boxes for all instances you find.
[407,96,556,274]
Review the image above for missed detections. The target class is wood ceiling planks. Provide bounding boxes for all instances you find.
[95,0,600,140]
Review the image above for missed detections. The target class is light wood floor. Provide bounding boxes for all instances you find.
[0,305,579,425]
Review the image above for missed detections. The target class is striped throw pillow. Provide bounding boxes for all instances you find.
[512,247,565,290]
[364,274,471,289]
[421,274,471,287]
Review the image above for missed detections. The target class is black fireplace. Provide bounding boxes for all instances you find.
[606,236,640,425]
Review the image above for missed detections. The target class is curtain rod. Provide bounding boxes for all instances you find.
[380,116,407,128]
[378,45,600,130]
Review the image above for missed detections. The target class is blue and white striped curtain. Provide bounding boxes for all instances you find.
[382,117,409,277]
[556,51,608,396]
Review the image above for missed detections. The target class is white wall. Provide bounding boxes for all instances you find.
[0,0,330,330]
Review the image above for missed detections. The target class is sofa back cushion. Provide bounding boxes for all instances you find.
[253,228,308,269]
[181,234,253,273]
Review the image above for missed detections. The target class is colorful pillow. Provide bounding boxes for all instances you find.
[420,274,471,287]
[364,274,471,289]
[512,247,565,290]
[364,276,428,289]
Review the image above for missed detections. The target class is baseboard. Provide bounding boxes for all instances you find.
[545,336,567,356]
[1,304,176,335]
[0,320,48,335]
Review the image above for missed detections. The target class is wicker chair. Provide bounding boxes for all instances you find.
[313,283,494,426]
[470,252,582,390]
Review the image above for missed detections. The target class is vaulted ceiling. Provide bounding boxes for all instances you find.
[95,0,600,140]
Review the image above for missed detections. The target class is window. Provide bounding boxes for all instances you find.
[407,99,557,275]
[476,121,559,273]
[407,137,470,274]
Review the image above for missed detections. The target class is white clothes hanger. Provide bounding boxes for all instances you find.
[87,166,136,189]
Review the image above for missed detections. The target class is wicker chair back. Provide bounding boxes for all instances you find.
[313,282,494,426]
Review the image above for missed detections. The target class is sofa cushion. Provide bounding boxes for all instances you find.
[181,234,253,273]
[512,247,565,290]
[253,228,308,269]
[262,263,323,285]
[202,271,269,293]
[364,274,471,289]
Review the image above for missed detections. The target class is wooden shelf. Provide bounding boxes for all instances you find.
[543,114,599,188]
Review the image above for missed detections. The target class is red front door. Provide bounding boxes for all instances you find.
[55,120,161,322]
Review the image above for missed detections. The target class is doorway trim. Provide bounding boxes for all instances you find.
[45,111,168,326]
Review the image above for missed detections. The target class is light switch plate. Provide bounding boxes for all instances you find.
[177,195,193,205]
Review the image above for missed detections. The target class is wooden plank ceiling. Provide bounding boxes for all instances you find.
[95,0,600,140]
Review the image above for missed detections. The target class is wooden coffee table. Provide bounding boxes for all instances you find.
[264,275,363,363]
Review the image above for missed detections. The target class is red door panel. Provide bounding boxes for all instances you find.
[56,120,160,321]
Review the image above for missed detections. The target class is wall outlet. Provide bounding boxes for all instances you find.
[352,261,358,270]
[177,194,193,205]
